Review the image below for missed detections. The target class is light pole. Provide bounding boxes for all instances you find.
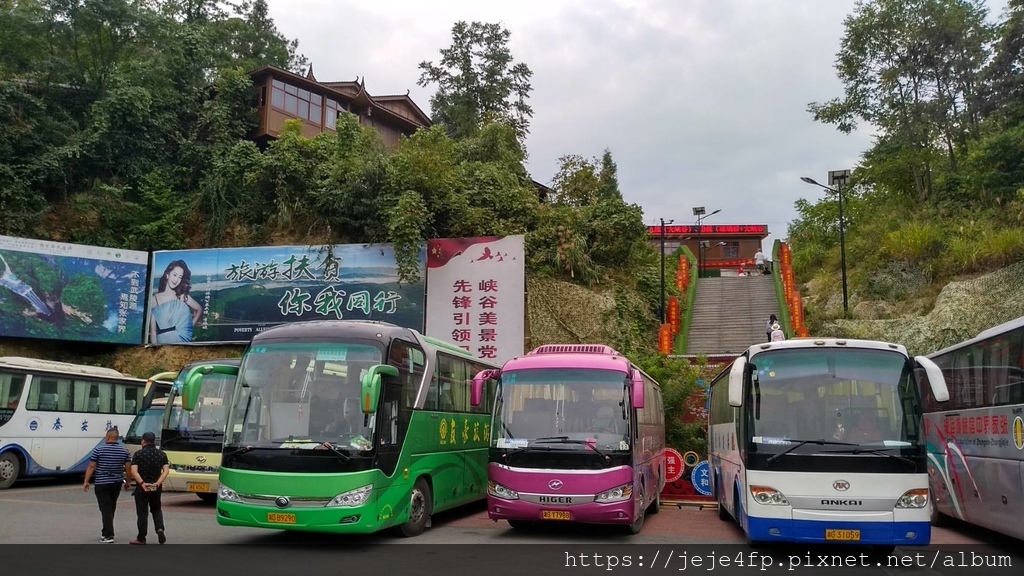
[659,218,674,323]
[692,207,720,278]
[800,172,850,316]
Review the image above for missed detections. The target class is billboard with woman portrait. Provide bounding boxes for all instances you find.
[146,244,426,345]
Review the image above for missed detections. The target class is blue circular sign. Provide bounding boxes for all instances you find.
[28,419,38,431]
[690,460,712,496]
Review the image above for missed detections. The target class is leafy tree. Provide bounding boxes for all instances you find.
[418,21,533,141]
[808,0,992,202]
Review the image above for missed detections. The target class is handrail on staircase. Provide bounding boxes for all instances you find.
[771,239,795,338]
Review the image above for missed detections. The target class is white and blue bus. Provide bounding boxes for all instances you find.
[919,316,1024,540]
[708,338,950,550]
[0,357,148,489]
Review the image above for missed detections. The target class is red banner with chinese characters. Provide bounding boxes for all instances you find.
[668,296,680,335]
[658,323,673,355]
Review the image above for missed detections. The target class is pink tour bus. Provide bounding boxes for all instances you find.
[471,344,665,534]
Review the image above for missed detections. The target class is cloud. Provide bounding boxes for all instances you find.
[265,0,888,245]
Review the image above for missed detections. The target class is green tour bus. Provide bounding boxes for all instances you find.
[180,320,500,536]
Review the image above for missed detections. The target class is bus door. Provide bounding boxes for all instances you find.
[378,341,423,479]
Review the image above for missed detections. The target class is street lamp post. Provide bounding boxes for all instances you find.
[659,218,674,323]
[692,207,720,278]
[800,171,850,316]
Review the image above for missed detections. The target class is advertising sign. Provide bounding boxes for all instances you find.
[425,236,525,364]
[0,235,148,344]
[146,244,425,345]
[664,448,684,483]
[691,460,712,496]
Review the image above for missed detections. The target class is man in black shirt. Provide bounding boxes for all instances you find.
[129,432,169,544]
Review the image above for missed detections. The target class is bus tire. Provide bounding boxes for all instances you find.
[398,477,432,537]
[717,495,731,521]
[929,504,948,527]
[624,488,646,535]
[648,486,661,514]
[508,519,532,530]
[197,492,217,503]
[0,452,20,490]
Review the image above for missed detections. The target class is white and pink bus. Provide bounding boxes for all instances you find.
[471,344,665,534]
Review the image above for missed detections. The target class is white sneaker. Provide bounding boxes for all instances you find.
[100,537,114,543]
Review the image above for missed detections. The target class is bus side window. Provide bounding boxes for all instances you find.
[1,374,25,410]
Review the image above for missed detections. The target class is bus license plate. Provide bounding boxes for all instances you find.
[187,482,210,493]
[267,513,296,524]
[541,510,571,521]
[825,529,861,541]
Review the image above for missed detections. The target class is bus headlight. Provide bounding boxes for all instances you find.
[218,483,241,503]
[750,485,789,506]
[595,484,632,503]
[326,484,373,508]
[895,488,929,508]
[488,481,519,500]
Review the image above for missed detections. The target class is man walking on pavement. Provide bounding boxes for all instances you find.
[83,427,132,543]
[129,431,170,544]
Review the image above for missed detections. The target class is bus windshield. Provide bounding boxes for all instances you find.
[493,368,630,450]
[226,341,384,450]
[747,348,921,452]
[167,371,235,435]
[126,405,165,444]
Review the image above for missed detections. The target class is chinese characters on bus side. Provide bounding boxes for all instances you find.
[439,417,490,446]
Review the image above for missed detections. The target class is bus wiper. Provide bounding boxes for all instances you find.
[225,445,255,459]
[534,437,611,462]
[765,439,855,465]
[822,447,916,466]
[182,429,222,437]
[313,442,351,463]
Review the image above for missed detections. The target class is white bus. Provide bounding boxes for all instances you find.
[0,356,148,489]
[919,316,1024,540]
[708,338,950,551]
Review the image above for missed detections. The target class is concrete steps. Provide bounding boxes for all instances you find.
[685,275,779,356]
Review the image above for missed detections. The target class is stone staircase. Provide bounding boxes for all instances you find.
[685,275,780,356]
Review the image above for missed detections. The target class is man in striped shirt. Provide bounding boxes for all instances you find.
[83,428,131,543]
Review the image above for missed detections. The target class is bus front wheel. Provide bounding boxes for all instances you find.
[398,478,433,537]
[197,492,217,503]
[0,452,20,489]
[624,490,646,534]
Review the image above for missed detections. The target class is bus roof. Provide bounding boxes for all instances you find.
[250,319,419,344]
[743,338,909,358]
[500,350,632,373]
[0,356,130,378]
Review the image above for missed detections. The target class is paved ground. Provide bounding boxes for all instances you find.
[0,476,1011,547]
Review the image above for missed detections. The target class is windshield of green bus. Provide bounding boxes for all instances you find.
[226,341,384,450]
[492,368,631,450]
[166,369,236,437]
[746,348,922,451]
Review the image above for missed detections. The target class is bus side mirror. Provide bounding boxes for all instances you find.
[470,369,498,407]
[630,370,645,409]
[915,356,949,402]
[182,365,239,412]
[728,357,746,407]
[361,364,399,414]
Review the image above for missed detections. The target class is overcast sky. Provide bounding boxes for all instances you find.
[263,0,1003,248]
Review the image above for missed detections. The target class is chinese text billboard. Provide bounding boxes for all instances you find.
[0,235,148,344]
[425,236,525,364]
[146,244,425,345]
